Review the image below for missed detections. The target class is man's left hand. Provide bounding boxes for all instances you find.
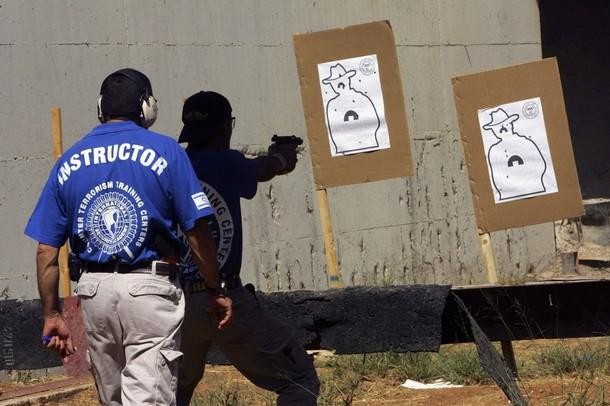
[207,294,233,329]
[42,312,76,363]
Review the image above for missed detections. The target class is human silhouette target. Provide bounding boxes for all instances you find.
[477,97,558,203]
[318,54,390,156]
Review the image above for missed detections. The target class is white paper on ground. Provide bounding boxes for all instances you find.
[400,378,464,389]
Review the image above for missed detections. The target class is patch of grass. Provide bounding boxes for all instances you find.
[14,370,36,384]
[560,377,609,406]
[191,381,273,406]
[318,354,368,405]
[438,347,490,385]
[393,352,439,382]
[191,386,241,406]
[321,351,441,383]
[191,340,610,405]
[533,341,609,377]
[316,347,488,404]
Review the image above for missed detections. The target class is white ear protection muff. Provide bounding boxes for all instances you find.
[97,95,105,123]
[140,94,158,129]
[97,69,158,128]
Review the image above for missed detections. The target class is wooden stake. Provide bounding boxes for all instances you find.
[479,232,498,284]
[316,188,342,289]
[51,108,71,297]
[500,339,519,378]
[51,108,63,159]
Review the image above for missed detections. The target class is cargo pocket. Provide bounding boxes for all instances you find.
[127,280,181,302]
[156,347,183,403]
[75,276,102,334]
[75,278,100,298]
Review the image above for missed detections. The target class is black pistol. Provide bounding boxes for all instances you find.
[271,134,303,146]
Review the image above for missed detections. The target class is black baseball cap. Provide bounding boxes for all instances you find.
[178,91,232,143]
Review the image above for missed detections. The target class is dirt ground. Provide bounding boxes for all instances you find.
[1,339,608,405]
[5,368,606,406]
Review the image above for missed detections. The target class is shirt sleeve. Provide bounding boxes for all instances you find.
[24,166,68,247]
[229,150,259,200]
[168,143,214,232]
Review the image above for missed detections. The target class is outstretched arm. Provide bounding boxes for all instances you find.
[255,143,298,182]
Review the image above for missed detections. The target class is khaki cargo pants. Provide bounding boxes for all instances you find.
[77,271,184,406]
[177,286,320,406]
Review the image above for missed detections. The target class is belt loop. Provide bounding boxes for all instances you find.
[151,261,158,276]
[113,261,120,273]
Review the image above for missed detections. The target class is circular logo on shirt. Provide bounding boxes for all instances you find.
[180,181,233,277]
[87,192,138,254]
[77,181,146,259]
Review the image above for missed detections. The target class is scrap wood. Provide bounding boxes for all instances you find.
[0,375,91,404]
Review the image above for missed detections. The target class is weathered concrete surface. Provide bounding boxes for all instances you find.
[0,1,554,301]
[579,200,610,261]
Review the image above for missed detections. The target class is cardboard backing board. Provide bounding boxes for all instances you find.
[293,20,412,189]
[453,58,583,233]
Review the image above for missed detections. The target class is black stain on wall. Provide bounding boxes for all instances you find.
[0,300,61,370]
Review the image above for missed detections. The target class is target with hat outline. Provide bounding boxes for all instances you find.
[317,54,390,157]
[477,97,558,203]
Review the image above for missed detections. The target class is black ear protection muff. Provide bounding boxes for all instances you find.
[97,68,158,128]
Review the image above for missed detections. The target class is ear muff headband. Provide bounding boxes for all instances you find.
[115,70,157,128]
[98,69,158,128]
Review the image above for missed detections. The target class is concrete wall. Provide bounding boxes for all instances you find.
[0,0,554,299]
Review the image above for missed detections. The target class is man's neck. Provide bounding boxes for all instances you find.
[187,137,229,151]
[106,117,139,125]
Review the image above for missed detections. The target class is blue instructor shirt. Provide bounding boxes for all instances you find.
[25,121,213,264]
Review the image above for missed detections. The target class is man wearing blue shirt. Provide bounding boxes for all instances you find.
[176,91,319,405]
[25,69,232,405]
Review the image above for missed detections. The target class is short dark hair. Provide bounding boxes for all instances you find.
[99,69,152,121]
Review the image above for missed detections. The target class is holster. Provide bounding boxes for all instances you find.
[68,254,83,282]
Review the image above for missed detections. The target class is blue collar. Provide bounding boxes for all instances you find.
[88,121,142,137]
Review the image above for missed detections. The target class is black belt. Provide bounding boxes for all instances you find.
[84,261,178,279]
[184,276,242,294]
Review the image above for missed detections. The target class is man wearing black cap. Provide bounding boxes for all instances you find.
[176,91,320,405]
[25,70,232,405]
